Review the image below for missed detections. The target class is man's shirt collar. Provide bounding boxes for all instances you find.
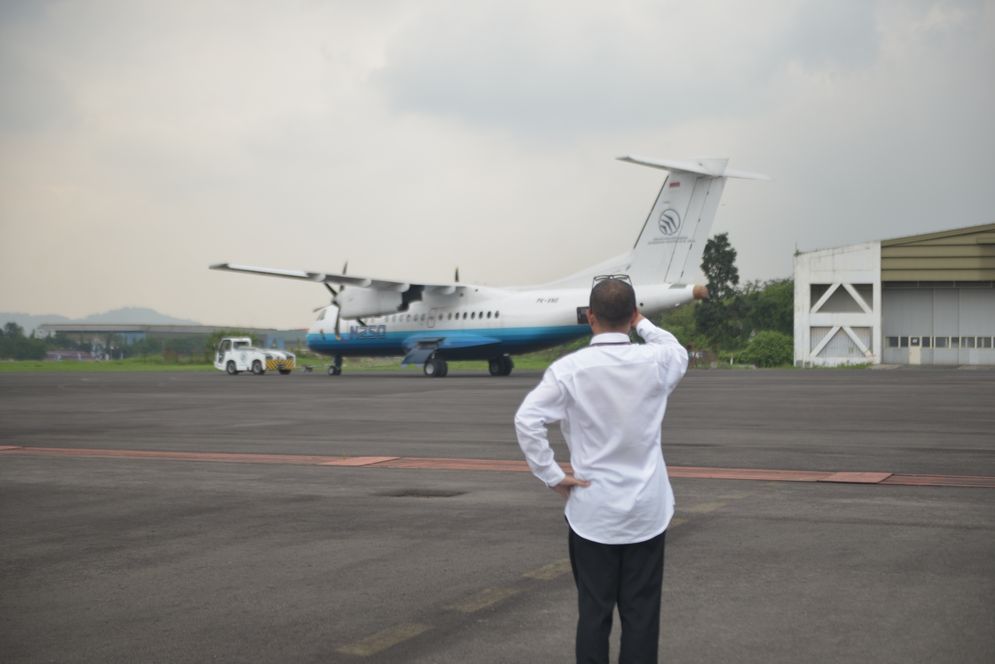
[589,332,631,345]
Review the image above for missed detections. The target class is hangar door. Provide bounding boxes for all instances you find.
[882,284,995,365]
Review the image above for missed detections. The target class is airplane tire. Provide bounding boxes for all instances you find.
[424,355,447,377]
[226,361,239,376]
[328,365,341,376]
[489,356,513,376]
[252,360,264,375]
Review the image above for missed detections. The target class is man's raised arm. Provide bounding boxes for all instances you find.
[634,315,689,388]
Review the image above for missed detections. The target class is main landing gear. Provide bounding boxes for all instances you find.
[327,354,343,376]
[488,355,513,377]
[423,353,449,377]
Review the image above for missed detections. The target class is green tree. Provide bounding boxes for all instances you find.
[658,302,707,350]
[0,322,46,360]
[700,232,740,300]
[740,278,793,337]
[125,337,164,359]
[694,233,742,352]
[739,330,793,367]
[3,322,24,338]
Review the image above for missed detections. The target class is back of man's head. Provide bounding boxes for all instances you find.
[589,279,637,329]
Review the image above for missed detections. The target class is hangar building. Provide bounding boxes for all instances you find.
[794,223,995,366]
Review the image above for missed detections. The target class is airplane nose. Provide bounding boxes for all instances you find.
[692,284,709,300]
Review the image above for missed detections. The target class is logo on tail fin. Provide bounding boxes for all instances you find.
[658,208,682,236]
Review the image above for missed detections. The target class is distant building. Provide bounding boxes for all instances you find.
[46,350,95,361]
[794,223,995,366]
[38,324,308,353]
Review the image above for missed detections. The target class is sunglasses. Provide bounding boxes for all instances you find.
[591,274,633,287]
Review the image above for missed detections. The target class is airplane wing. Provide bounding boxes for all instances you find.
[210,263,465,295]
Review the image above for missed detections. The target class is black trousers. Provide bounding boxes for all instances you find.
[568,526,666,664]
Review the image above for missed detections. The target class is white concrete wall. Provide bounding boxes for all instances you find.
[794,242,882,366]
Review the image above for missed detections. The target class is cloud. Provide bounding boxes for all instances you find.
[0,0,993,327]
[778,2,880,71]
[376,1,773,136]
[374,0,894,139]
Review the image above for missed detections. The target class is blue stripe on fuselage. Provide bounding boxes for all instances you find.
[306,325,590,358]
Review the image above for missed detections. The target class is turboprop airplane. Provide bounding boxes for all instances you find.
[211,156,766,377]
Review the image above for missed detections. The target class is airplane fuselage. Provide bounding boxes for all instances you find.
[307,283,697,361]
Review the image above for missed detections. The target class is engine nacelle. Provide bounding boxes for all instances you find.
[337,288,403,319]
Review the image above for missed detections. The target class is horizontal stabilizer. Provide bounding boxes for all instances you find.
[617,155,770,181]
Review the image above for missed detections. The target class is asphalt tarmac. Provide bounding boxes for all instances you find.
[1,368,993,663]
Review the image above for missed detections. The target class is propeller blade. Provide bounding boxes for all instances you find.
[455,266,460,283]
[324,283,338,297]
[334,261,349,301]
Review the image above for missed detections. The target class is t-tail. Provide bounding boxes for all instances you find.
[544,156,768,289]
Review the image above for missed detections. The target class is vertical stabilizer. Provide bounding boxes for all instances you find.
[619,156,767,286]
[537,156,766,289]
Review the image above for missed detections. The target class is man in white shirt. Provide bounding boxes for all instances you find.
[515,277,689,664]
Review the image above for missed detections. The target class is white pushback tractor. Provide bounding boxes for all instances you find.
[214,337,296,375]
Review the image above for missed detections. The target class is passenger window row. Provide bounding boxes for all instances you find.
[376,311,502,323]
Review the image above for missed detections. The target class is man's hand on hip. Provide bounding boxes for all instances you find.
[552,475,591,499]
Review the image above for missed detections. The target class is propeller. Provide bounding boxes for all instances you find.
[314,260,368,339]
[313,282,338,312]
[454,266,460,283]
[334,261,348,339]
[312,261,348,338]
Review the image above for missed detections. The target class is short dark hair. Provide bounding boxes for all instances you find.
[589,279,636,328]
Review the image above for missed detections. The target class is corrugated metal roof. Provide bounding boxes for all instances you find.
[881,223,995,281]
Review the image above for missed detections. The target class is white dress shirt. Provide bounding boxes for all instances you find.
[515,318,689,544]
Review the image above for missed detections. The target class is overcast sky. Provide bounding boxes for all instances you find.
[1,0,993,328]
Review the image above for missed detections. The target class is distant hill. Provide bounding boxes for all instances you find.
[1,308,201,335]
[79,307,200,326]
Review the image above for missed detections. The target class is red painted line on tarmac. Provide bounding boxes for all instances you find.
[0,446,396,467]
[668,466,829,482]
[376,457,534,472]
[320,456,399,467]
[883,474,995,488]
[2,445,993,488]
[819,471,893,484]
